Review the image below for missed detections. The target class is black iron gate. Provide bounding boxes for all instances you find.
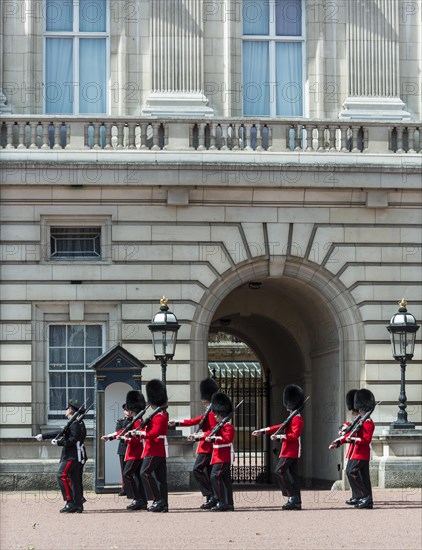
[208,362,271,483]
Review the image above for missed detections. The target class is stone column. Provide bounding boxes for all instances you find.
[339,0,410,120]
[143,0,213,116]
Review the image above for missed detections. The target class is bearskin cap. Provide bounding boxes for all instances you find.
[125,390,146,414]
[354,389,375,412]
[68,400,84,414]
[146,379,168,407]
[346,389,358,411]
[283,384,305,410]
[211,392,233,416]
[200,378,219,402]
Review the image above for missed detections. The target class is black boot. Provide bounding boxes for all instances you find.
[127,500,148,510]
[355,496,373,509]
[346,498,359,505]
[282,497,302,510]
[201,497,218,510]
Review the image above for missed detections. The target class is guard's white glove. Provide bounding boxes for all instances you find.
[35,434,43,442]
[270,434,286,441]
[51,439,58,445]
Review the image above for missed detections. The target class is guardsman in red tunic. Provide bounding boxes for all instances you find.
[329,389,359,505]
[137,379,169,513]
[102,390,148,511]
[196,392,235,512]
[334,389,375,509]
[169,378,219,509]
[253,384,305,510]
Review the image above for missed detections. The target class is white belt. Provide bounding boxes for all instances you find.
[214,443,231,449]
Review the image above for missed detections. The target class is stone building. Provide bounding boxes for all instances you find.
[0,0,421,491]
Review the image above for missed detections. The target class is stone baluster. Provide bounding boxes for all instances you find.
[305,125,313,152]
[128,123,136,149]
[65,123,71,149]
[351,125,360,153]
[52,122,61,149]
[329,125,337,151]
[209,123,217,150]
[140,123,148,149]
[103,122,112,150]
[256,123,263,151]
[407,127,415,154]
[29,121,38,149]
[151,122,160,150]
[197,122,205,151]
[116,123,124,149]
[17,122,26,149]
[92,122,101,149]
[41,122,50,149]
[317,125,325,152]
[395,126,404,154]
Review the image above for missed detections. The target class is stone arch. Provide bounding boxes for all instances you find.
[190,256,365,484]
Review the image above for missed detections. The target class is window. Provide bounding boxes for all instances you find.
[242,0,304,117]
[50,227,102,260]
[48,324,103,419]
[44,0,108,114]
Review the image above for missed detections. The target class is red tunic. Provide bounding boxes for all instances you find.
[207,423,235,464]
[340,418,374,461]
[265,415,304,458]
[112,420,144,461]
[141,410,169,458]
[178,411,217,454]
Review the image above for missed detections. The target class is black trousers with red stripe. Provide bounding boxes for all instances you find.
[119,454,133,499]
[140,456,168,506]
[210,462,233,506]
[275,457,301,502]
[193,453,213,498]
[123,459,147,503]
[58,459,81,507]
[346,459,372,500]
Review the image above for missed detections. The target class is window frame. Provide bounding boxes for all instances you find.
[47,322,105,423]
[50,226,102,260]
[242,0,307,118]
[43,0,110,115]
[41,216,112,264]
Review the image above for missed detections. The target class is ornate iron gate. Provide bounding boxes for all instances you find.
[208,362,271,483]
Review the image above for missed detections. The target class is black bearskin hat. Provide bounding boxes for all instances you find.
[283,384,305,410]
[354,389,375,412]
[125,390,146,414]
[146,379,168,407]
[346,389,358,411]
[68,400,84,414]
[211,392,233,416]
[200,378,219,402]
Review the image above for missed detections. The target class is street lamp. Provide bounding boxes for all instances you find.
[387,299,420,429]
[148,296,180,386]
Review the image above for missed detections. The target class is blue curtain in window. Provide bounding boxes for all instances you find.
[276,0,302,36]
[46,0,73,31]
[276,42,302,116]
[243,41,270,116]
[79,39,107,114]
[46,38,73,114]
[79,0,107,32]
[243,0,269,35]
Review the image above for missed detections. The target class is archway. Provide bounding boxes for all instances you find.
[191,257,364,486]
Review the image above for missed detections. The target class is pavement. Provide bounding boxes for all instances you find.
[1,488,421,550]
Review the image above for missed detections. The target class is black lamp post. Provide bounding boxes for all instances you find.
[148,296,180,386]
[387,299,420,429]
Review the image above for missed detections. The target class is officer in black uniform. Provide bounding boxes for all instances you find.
[53,400,84,513]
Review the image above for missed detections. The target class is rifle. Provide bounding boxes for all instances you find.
[139,404,168,429]
[54,399,89,441]
[271,396,310,438]
[193,402,213,435]
[117,404,151,438]
[76,402,94,422]
[206,399,244,439]
[330,401,380,448]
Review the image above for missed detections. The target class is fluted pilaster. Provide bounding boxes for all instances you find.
[340,0,409,120]
[143,0,213,116]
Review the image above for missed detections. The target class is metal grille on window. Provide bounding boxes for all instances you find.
[50,227,101,259]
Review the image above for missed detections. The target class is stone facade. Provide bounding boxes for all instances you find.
[0,0,421,491]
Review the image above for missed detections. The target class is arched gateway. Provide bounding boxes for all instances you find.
[190,257,364,487]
